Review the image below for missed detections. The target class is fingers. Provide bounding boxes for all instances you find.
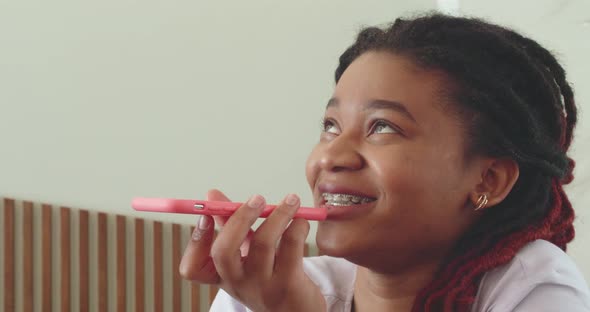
[179,215,220,284]
[211,194,266,281]
[206,189,231,202]
[206,189,252,256]
[274,218,310,277]
[181,190,307,290]
[245,194,300,278]
[206,189,232,226]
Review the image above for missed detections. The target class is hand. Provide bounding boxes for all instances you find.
[179,190,326,312]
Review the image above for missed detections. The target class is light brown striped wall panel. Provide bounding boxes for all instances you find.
[79,210,89,312]
[4,198,15,312]
[0,197,315,312]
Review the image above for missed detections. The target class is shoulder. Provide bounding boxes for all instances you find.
[210,288,251,312]
[473,239,590,312]
[210,256,356,312]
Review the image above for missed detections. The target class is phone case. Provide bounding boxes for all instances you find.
[132,197,327,221]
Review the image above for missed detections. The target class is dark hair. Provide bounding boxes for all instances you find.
[335,13,577,311]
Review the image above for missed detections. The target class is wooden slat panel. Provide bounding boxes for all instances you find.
[79,210,89,312]
[189,226,200,312]
[42,204,53,312]
[171,224,182,312]
[60,207,71,312]
[23,201,34,312]
[98,212,108,312]
[191,285,200,312]
[4,198,15,312]
[209,285,218,306]
[153,221,163,312]
[135,219,145,312]
[116,215,126,312]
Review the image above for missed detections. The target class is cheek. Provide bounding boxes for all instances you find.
[369,151,469,244]
[375,147,465,207]
[372,150,424,193]
[305,145,321,188]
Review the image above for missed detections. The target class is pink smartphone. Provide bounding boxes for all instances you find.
[132,197,327,221]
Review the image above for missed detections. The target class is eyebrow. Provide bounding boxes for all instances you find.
[326,98,417,123]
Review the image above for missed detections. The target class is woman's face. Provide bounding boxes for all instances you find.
[306,51,482,272]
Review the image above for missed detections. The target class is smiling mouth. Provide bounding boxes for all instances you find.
[321,193,377,206]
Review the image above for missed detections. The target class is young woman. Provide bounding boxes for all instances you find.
[179,13,590,311]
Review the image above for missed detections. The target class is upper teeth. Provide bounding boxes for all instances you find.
[322,193,374,206]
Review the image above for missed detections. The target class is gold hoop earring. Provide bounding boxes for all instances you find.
[475,194,488,211]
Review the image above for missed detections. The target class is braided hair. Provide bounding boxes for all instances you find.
[335,13,578,311]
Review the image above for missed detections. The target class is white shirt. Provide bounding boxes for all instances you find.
[210,240,590,311]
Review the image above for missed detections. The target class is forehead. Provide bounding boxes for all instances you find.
[333,51,453,116]
[332,51,467,144]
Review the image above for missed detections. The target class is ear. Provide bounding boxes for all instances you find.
[470,158,520,210]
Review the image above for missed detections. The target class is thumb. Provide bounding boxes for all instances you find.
[206,189,252,256]
[207,189,232,226]
[207,189,231,202]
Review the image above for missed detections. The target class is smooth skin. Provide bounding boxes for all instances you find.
[306,51,518,311]
[180,51,519,312]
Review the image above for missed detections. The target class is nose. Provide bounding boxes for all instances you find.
[318,136,364,172]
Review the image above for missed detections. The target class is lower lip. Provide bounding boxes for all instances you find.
[322,200,377,220]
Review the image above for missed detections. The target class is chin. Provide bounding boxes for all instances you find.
[315,221,359,258]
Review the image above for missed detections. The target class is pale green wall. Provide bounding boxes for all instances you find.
[1,0,588,283]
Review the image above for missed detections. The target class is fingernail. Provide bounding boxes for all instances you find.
[285,194,299,206]
[192,227,204,241]
[247,194,265,209]
[198,215,211,230]
[192,216,210,241]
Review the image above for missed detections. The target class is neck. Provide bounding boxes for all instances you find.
[352,261,441,312]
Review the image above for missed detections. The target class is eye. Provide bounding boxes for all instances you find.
[321,118,340,135]
[370,120,398,134]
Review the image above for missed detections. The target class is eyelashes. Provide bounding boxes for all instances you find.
[370,120,398,134]
[320,118,339,134]
[320,117,402,136]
